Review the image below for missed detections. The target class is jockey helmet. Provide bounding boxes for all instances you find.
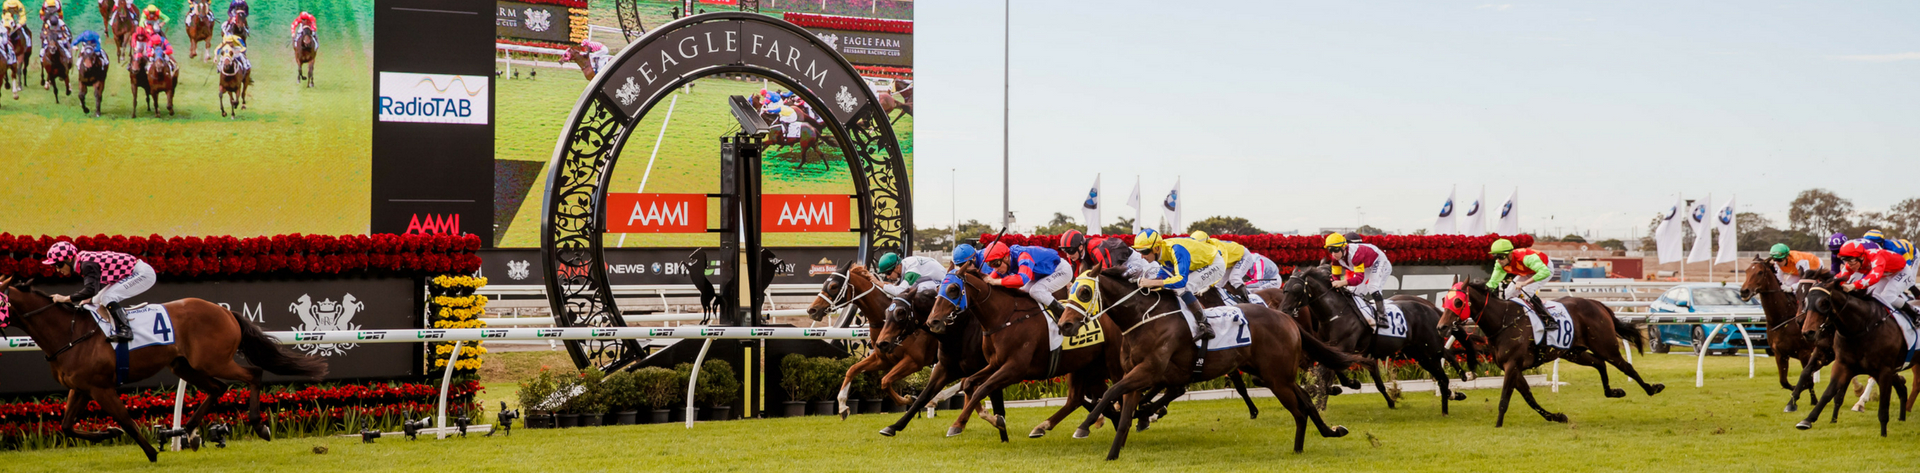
[1130,229,1161,252]
[982,242,1011,264]
[1489,238,1515,255]
[1323,233,1348,250]
[1059,230,1088,254]
[1863,229,1890,246]
[1838,241,1868,259]
[1188,231,1209,242]
[875,252,901,273]
[1828,232,1850,251]
[41,241,77,266]
[951,244,977,267]
[1769,243,1791,260]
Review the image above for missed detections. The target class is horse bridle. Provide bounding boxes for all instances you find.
[877,295,921,349]
[1802,286,1889,339]
[4,294,100,362]
[814,270,880,317]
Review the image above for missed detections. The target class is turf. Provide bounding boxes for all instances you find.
[0,0,374,237]
[8,352,1916,471]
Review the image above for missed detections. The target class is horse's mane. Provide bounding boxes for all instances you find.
[1802,268,1835,283]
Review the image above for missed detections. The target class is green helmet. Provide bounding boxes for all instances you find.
[875,252,902,273]
[1489,238,1515,255]
[1770,243,1791,260]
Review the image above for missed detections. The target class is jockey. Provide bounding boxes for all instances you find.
[1325,232,1393,324]
[1056,229,1091,272]
[1488,238,1557,333]
[225,0,244,18]
[981,241,1073,318]
[141,3,166,32]
[1767,243,1823,288]
[39,0,56,20]
[874,252,944,297]
[40,241,156,343]
[1190,231,1260,300]
[1834,241,1918,321]
[289,11,315,37]
[0,0,24,32]
[1861,229,1919,287]
[1827,232,1855,276]
[70,29,104,66]
[1131,229,1223,339]
[145,29,171,58]
[130,24,153,61]
[216,33,247,68]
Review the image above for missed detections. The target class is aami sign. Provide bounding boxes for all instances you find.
[764,195,850,233]
[606,193,707,233]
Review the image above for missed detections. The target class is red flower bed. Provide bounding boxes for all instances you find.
[782,12,913,34]
[505,0,586,8]
[0,233,483,280]
[980,233,1534,267]
[0,380,481,447]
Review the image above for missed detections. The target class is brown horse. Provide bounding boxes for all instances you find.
[73,35,106,116]
[221,8,247,45]
[803,264,936,417]
[1060,268,1358,459]
[1,276,328,462]
[216,46,248,117]
[1279,265,1473,414]
[184,0,215,59]
[1794,279,1914,435]
[1439,281,1663,426]
[2,22,28,98]
[142,50,174,117]
[125,52,147,116]
[96,0,113,26]
[38,20,69,101]
[108,0,133,60]
[876,79,911,123]
[923,268,1122,442]
[560,44,596,80]
[1739,256,1834,413]
[292,22,316,87]
[873,282,1021,438]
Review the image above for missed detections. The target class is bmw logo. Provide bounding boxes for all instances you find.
[1439,200,1453,217]
[1501,201,1513,218]
[651,262,662,274]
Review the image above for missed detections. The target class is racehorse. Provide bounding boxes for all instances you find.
[1794,278,1914,435]
[1060,267,1359,459]
[220,6,247,44]
[875,79,911,123]
[216,45,249,117]
[923,268,1123,442]
[804,264,937,418]
[0,39,12,101]
[1,276,328,462]
[183,0,215,59]
[873,283,1018,438]
[291,21,316,87]
[560,43,597,80]
[1739,256,1834,413]
[1439,281,1663,426]
[1279,265,1473,414]
[125,51,148,116]
[108,0,133,60]
[38,19,69,101]
[2,19,28,97]
[142,47,175,117]
[73,32,106,116]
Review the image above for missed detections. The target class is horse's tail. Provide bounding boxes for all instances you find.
[1296,319,1366,369]
[1603,302,1644,355]
[229,307,328,379]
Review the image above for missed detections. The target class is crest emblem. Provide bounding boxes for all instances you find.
[814,32,839,49]
[615,77,641,106]
[290,294,364,356]
[1083,188,1098,209]
[507,260,531,280]
[1692,205,1707,223]
[523,8,551,32]
[835,86,858,113]
[1466,201,1480,217]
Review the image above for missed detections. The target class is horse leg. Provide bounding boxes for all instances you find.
[1877,372,1896,436]
[948,366,1017,440]
[202,358,270,440]
[1228,373,1259,419]
[988,388,1008,443]
[158,362,229,438]
[56,389,120,441]
[879,363,949,436]
[1075,367,1151,439]
[89,386,159,462]
[1105,391,1141,461]
[1510,365,1567,423]
[1798,364,1849,429]
[1597,348,1665,396]
[1364,360,1396,409]
[1137,385,1187,432]
[1032,375,1083,438]
[1415,354,1461,415]
[877,358,920,406]
[1894,373,1910,422]
[836,353,889,420]
[1776,349,1796,391]
[1906,366,1918,416]
[1495,360,1524,427]
[1563,351,1623,398]
[1853,378,1877,413]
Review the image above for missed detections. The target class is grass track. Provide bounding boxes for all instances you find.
[8,353,1916,471]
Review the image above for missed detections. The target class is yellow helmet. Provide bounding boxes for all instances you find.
[1189,231,1210,242]
[1131,228,1161,252]
[1324,233,1348,249]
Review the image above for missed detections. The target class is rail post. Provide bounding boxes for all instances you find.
[436,340,464,439]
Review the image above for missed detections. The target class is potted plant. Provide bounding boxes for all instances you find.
[554,370,587,428]
[602,370,641,425]
[779,354,813,417]
[848,359,883,415]
[895,368,930,413]
[575,368,608,427]
[671,363,694,422]
[517,368,560,428]
[635,366,681,424]
[696,360,741,421]
[811,357,840,416]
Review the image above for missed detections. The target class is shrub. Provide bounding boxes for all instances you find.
[633,367,683,409]
[780,354,811,401]
[601,370,644,412]
[696,360,741,407]
[562,367,607,414]
[516,367,561,414]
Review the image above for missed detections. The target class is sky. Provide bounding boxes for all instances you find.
[910,1,1920,240]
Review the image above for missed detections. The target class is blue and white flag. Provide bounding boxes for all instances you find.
[1495,188,1520,236]
[1654,194,1685,264]
[1082,174,1102,235]
[1162,177,1182,233]
[1460,187,1486,236]
[1715,195,1738,264]
[1433,187,1458,235]
[1687,194,1714,263]
[1127,176,1143,234]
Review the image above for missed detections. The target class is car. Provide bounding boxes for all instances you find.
[1645,284,1766,356]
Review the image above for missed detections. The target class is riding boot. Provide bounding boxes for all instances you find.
[1045,300,1066,318]
[1180,292,1214,340]
[1371,293,1387,320]
[1529,295,1556,334]
[106,301,133,343]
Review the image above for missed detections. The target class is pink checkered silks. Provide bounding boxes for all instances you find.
[74,251,140,286]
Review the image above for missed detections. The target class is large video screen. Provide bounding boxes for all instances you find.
[0,0,375,237]
[491,0,913,248]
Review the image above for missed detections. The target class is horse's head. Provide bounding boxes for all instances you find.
[1739,255,1780,300]
[805,261,865,321]
[0,276,63,331]
[1054,269,1108,336]
[874,287,932,353]
[1440,280,1495,328]
[1799,281,1839,340]
[926,269,985,335]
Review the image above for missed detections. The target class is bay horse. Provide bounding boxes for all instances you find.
[143,48,175,117]
[873,283,1019,438]
[2,20,28,98]
[1,276,328,462]
[220,7,247,45]
[1439,281,1663,426]
[1060,267,1359,459]
[125,51,148,117]
[184,0,215,59]
[803,264,936,418]
[923,268,1123,442]
[39,19,69,101]
[0,35,12,101]
[1794,279,1915,435]
[216,45,248,117]
[1279,265,1472,414]
[560,43,597,80]
[876,80,911,123]
[73,33,106,116]
[291,21,315,87]
[1739,256,1834,413]
[108,0,133,60]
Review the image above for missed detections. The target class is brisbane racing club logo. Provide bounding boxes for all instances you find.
[377,72,491,125]
[1163,190,1178,211]
[522,8,551,32]
[1465,200,1480,217]
[290,294,364,356]
[507,260,531,280]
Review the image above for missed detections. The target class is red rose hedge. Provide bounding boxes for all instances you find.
[0,380,481,446]
[980,233,1534,267]
[782,12,914,34]
[0,233,483,280]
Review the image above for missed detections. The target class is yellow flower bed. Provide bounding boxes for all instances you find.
[432,295,490,308]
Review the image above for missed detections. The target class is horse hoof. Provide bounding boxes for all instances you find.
[1249,410,1260,420]
[1784,404,1797,413]
[877,426,897,437]
[1451,392,1467,401]
[1327,386,1344,396]
[1329,426,1350,437]
[1649,384,1666,395]
[839,408,850,421]
[1607,389,1627,398]
[945,426,963,437]
[1795,421,1812,430]
[145,451,157,463]
[1028,427,1047,438]
[1072,428,1090,439]
[1549,413,1569,423]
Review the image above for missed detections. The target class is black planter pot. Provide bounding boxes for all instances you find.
[811,400,836,416]
[695,407,713,421]
[709,406,732,421]
[782,401,807,418]
[862,399,883,414]
[580,412,604,427]
[528,413,553,429]
[650,409,672,424]
[558,413,579,428]
[887,400,908,413]
[614,411,638,425]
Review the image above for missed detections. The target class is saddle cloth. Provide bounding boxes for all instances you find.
[1886,305,1919,368]
[1352,295,1408,338]
[1176,305,1251,351]
[1060,313,1105,350]
[85,303,177,350]
[1513,298,1575,349]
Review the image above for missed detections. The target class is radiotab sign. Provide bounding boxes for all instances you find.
[377,72,491,125]
[764,194,850,232]
[606,193,707,233]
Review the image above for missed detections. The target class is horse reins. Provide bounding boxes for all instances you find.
[814,271,881,316]
[10,301,100,362]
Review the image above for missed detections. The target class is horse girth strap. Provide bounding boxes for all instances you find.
[1121,309,1186,336]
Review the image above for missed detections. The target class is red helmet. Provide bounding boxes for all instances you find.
[1059,230,1088,253]
[1838,241,1868,258]
[983,242,1011,263]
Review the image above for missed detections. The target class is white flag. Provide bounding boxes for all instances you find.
[1432,187,1458,235]
[1460,187,1486,236]
[1714,195,1738,264]
[1495,188,1520,235]
[1082,174,1102,235]
[1687,195,1714,263]
[1654,194,1685,264]
[1127,176,1143,234]
[1162,177,1182,233]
